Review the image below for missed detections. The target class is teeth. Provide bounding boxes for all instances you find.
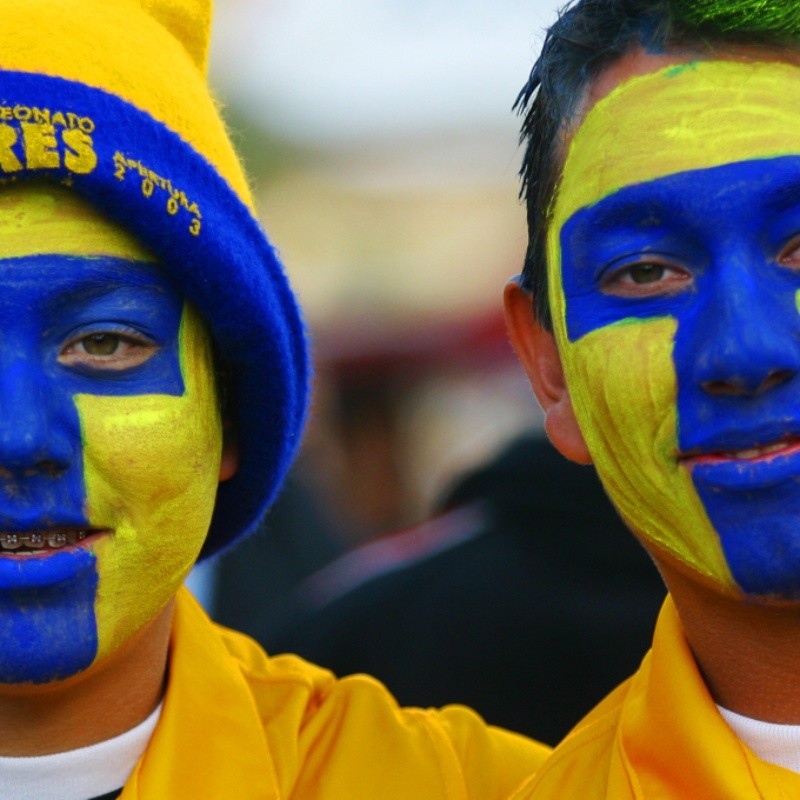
[763,442,787,454]
[735,448,762,459]
[47,533,67,548]
[731,442,791,460]
[0,530,99,552]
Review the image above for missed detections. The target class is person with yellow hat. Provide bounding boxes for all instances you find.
[0,1,550,798]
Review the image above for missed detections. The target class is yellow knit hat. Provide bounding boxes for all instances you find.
[0,0,309,556]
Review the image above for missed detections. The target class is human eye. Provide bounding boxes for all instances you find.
[58,327,159,371]
[600,259,692,298]
[778,234,800,268]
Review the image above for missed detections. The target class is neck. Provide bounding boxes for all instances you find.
[0,601,172,756]
[659,556,800,723]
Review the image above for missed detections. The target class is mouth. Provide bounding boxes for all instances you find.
[680,437,800,491]
[680,437,800,466]
[0,527,110,555]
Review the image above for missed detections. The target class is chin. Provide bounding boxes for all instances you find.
[0,578,99,684]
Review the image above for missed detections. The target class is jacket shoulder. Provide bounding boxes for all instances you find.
[509,679,633,799]
[215,622,549,800]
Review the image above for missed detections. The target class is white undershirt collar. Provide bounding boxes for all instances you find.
[0,701,161,800]
[719,704,800,774]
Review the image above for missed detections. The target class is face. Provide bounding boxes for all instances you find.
[531,52,800,600]
[0,185,223,683]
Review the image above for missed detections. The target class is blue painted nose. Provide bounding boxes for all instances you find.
[688,258,800,399]
[0,354,76,477]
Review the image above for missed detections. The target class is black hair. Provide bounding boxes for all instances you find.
[515,0,800,329]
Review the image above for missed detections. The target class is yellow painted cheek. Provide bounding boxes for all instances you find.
[560,318,734,589]
[75,305,221,660]
[543,62,744,590]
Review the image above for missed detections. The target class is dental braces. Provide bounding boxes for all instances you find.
[0,531,88,550]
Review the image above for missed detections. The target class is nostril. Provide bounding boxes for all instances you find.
[17,459,66,478]
[701,370,795,396]
[701,379,745,396]
[758,369,795,394]
[20,460,66,478]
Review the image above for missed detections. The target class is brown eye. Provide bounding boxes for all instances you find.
[82,334,120,356]
[629,263,664,284]
[59,329,159,372]
[601,259,690,298]
[780,238,800,267]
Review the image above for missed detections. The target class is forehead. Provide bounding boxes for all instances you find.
[556,50,800,225]
[0,184,153,262]
[0,184,174,313]
[579,45,800,116]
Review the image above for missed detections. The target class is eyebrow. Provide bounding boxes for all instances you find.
[764,178,800,216]
[59,276,165,296]
[45,288,174,335]
[579,197,665,231]
[44,263,173,315]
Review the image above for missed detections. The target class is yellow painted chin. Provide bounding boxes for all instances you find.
[75,305,221,661]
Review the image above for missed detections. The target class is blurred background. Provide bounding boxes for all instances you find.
[187,0,667,746]
[205,0,559,535]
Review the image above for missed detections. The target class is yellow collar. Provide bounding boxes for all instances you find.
[518,596,800,798]
[120,587,279,799]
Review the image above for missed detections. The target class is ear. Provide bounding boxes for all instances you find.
[219,416,239,482]
[504,278,592,464]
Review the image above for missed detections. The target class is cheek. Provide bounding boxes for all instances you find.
[559,314,736,591]
[74,307,221,659]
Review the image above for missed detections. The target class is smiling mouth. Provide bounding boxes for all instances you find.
[680,438,800,466]
[0,528,110,553]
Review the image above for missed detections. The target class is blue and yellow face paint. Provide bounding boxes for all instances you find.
[552,59,800,598]
[0,185,221,682]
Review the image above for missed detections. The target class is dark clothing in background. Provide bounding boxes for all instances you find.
[213,472,346,636]
[216,434,666,745]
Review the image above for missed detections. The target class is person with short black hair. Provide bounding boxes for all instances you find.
[506,0,800,795]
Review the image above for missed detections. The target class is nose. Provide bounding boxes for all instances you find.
[0,356,75,476]
[690,266,800,398]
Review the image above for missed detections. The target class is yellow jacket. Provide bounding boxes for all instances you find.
[119,587,550,799]
[511,595,800,799]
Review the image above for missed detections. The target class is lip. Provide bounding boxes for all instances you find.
[0,527,111,591]
[680,437,800,490]
[0,526,111,557]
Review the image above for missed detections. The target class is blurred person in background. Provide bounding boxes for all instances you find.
[255,433,664,746]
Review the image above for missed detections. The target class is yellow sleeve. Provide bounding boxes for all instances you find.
[227,637,552,799]
[432,704,552,800]
[274,670,551,799]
